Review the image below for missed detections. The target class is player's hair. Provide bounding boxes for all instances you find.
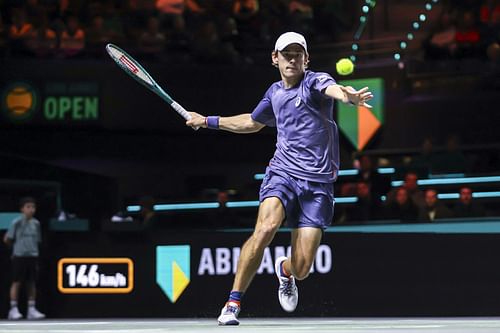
[19,196,36,208]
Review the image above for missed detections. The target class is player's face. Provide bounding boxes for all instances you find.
[21,202,36,219]
[273,44,308,80]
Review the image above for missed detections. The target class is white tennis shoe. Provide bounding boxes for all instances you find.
[217,302,240,326]
[275,256,298,312]
[8,307,23,320]
[27,307,45,320]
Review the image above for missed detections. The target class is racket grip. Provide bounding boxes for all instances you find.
[171,101,199,130]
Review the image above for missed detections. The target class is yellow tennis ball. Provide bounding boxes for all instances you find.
[336,58,354,76]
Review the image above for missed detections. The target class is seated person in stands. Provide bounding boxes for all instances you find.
[25,11,57,58]
[384,187,419,222]
[355,154,391,200]
[386,171,424,208]
[8,8,33,56]
[418,189,452,222]
[407,137,440,176]
[455,10,483,58]
[433,134,468,174]
[59,14,85,58]
[138,16,166,58]
[347,181,382,223]
[423,11,457,60]
[453,186,486,218]
[138,196,157,229]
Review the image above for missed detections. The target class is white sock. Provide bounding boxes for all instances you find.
[28,300,36,309]
[10,300,18,309]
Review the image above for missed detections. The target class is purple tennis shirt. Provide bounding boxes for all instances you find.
[251,70,339,183]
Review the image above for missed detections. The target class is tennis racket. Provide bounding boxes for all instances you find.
[106,43,196,128]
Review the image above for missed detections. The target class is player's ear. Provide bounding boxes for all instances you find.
[304,54,310,69]
[271,51,279,67]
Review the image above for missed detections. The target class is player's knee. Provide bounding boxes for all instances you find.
[253,225,276,243]
[257,215,281,233]
[293,267,311,280]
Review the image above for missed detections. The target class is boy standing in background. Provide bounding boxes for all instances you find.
[4,197,45,320]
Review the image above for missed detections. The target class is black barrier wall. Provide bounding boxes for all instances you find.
[2,222,500,318]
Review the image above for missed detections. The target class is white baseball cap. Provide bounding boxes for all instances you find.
[274,32,308,55]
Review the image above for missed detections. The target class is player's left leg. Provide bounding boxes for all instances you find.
[288,227,323,280]
[274,177,333,313]
[275,227,322,312]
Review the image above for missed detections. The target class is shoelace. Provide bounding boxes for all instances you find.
[279,278,296,296]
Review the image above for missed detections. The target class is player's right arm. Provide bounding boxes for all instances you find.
[186,112,265,133]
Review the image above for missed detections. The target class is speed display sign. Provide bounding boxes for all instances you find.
[58,258,134,294]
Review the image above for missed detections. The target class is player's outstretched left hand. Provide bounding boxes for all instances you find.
[343,86,374,108]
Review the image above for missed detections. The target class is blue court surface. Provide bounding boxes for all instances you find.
[1,318,500,332]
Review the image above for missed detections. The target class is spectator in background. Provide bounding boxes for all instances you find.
[347,181,382,223]
[124,0,157,41]
[479,0,500,27]
[8,8,33,56]
[233,0,259,21]
[455,10,482,58]
[288,0,314,36]
[481,1,500,62]
[233,0,260,45]
[25,10,57,58]
[453,186,486,218]
[311,0,349,43]
[408,137,440,177]
[487,40,500,64]
[385,187,419,222]
[355,154,391,200]
[138,16,166,58]
[3,197,45,320]
[101,0,126,44]
[86,15,113,58]
[218,16,243,64]
[164,8,191,62]
[259,0,288,42]
[423,11,457,60]
[333,182,356,224]
[434,134,468,174]
[191,20,226,63]
[59,14,85,58]
[387,171,425,208]
[418,189,452,222]
[184,0,209,30]
[156,0,185,31]
[138,196,157,230]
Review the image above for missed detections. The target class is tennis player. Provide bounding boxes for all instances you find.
[186,32,373,325]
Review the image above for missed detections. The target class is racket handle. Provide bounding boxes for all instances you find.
[171,101,199,130]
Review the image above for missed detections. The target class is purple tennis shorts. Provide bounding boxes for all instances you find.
[259,168,335,229]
